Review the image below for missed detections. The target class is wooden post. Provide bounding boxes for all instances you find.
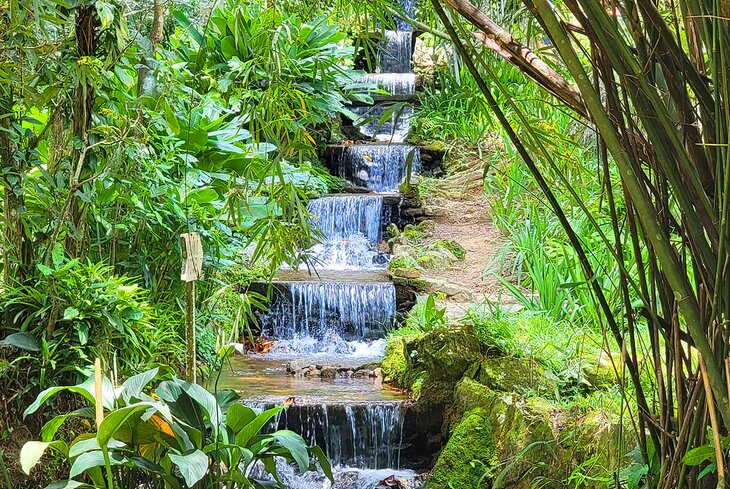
[94,357,103,428]
[180,233,203,383]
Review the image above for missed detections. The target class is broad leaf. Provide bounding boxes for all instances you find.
[0,332,40,351]
[21,441,66,474]
[168,450,208,487]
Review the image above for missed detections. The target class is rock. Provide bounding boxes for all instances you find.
[421,277,472,299]
[425,408,496,489]
[405,325,485,381]
[304,368,321,378]
[391,267,420,279]
[373,367,383,379]
[321,367,337,379]
[433,239,466,260]
[472,356,558,395]
[382,335,419,387]
[582,351,619,388]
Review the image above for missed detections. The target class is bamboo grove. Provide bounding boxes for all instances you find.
[432,0,730,486]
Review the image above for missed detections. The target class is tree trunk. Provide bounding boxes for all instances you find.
[66,5,96,257]
[137,0,165,97]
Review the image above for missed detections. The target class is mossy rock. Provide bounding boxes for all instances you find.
[582,352,619,388]
[403,224,424,241]
[426,408,496,489]
[391,275,430,293]
[450,378,561,488]
[382,335,420,387]
[405,325,485,381]
[472,356,558,395]
[390,267,421,279]
[432,239,466,260]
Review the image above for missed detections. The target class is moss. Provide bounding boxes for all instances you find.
[403,224,423,241]
[382,335,418,387]
[433,239,466,260]
[426,408,496,489]
[405,324,484,381]
[388,255,419,271]
[473,356,558,395]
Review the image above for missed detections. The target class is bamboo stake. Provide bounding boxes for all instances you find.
[94,357,103,428]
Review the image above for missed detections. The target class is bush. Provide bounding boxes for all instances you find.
[0,247,182,402]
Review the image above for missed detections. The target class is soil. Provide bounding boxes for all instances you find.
[417,166,514,319]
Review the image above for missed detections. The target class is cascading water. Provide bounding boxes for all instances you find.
[359,73,416,95]
[305,195,389,269]
[308,195,384,243]
[378,30,413,73]
[232,2,425,487]
[256,402,405,469]
[333,144,421,192]
[351,104,414,142]
[259,282,396,354]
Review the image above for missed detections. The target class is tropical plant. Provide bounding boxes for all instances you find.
[20,363,331,488]
[433,0,730,484]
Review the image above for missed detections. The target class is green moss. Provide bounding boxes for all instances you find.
[403,224,423,241]
[433,239,466,260]
[382,335,418,387]
[426,408,496,489]
[405,325,484,381]
[473,356,557,395]
[388,255,419,271]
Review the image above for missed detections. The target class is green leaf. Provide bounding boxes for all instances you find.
[69,450,127,478]
[97,403,156,449]
[309,445,333,482]
[24,384,95,419]
[225,404,256,433]
[168,450,208,487]
[235,407,282,447]
[683,445,716,466]
[20,441,66,474]
[120,367,160,404]
[63,307,80,321]
[271,430,309,473]
[44,481,92,489]
[51,243,65,268]
[69,437,125,458]
[699,461,717,480]
[0,332,40,351]
[185,187,219,204]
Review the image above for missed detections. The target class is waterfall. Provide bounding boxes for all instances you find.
[393,0,417,30]
[308,195,383,243]
[352,105,413,142]
[333,144,420,192]
[358,73,416,95]
[378,31,413,73]
[251,402,405,469]
[259,282,396,354]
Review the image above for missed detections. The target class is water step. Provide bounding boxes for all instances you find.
[323,143,444,182]
[245,400,438,470]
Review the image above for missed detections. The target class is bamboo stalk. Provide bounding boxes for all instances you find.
[700,358,726,488]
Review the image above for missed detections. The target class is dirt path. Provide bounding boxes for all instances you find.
[416,168,513,318]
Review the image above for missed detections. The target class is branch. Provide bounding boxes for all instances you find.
[441,0,587,118]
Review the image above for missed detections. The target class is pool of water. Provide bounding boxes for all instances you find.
[210,353,408,404]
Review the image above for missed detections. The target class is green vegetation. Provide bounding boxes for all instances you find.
[20,360,331,487]
[2,0,729,486]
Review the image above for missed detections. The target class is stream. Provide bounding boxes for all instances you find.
[217,5,427,487]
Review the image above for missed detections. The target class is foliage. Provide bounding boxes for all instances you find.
[20,363,332,488]
[0,249,181,400]
[405,293,447,332]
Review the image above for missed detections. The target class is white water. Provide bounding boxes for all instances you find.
[358,73,417,95]
[378,31,413,73]
[333,144,420,192]
[258,282,396,354]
